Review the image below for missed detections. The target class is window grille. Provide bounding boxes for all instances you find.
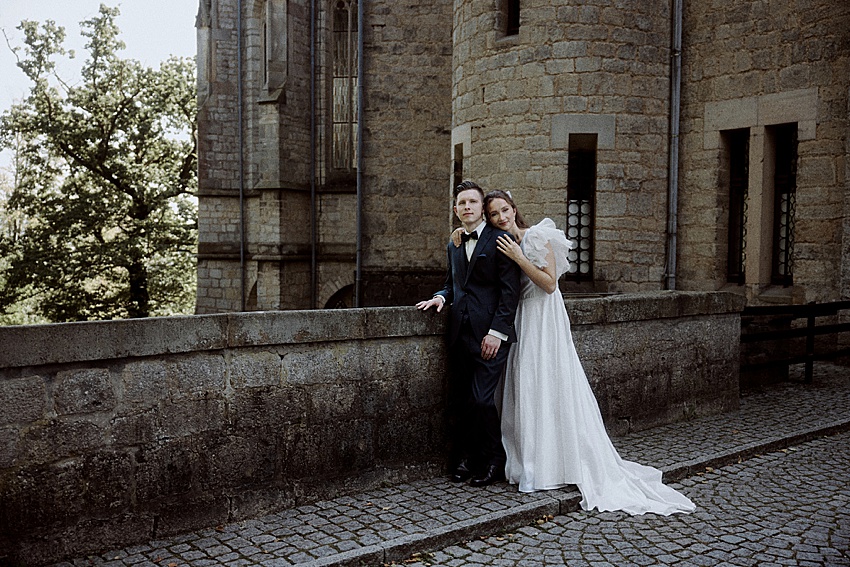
[771,123,797,287]
[565,134,597,281]
[726,129,749,284]
[332,0,358,172]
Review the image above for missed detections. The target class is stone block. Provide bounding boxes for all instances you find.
[228,385,306,433]
[55,368,115,415]
[134,438,200,502]
[282,345,363,385]
[0,426,19,468]
[158,396,226,438]
[230,350,282,388]
[171,354,226,394]
[0,451,133,536]
[110,409,158,446]
[121,360,168,408]
[228,485,297,521]
[9,513,155,567]
[308,382,365,422]
[204,434,276,490]
[20,417,106,465]
[0,375,46,425]
[376,411,445,464]
[0,315,229,369]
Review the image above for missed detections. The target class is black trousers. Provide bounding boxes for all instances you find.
[448,319,510,471]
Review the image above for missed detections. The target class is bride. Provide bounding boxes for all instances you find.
[455,190,695,515]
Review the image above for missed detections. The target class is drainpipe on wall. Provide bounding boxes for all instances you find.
[664,0,683,290]
[310,0,317,309]
[237,0,247,310]
[354,0,364,307]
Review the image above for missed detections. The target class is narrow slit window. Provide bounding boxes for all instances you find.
[497,0,520,38]
[725,129,749,284]
[565,134,597,281]
[453,143,464,191]
[506,1,520,36]
[332,0,358,172]
[770,123,798,287]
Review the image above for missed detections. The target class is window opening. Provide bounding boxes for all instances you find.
[453,143,464,192]
[725,129,749,284]
[332,0,358,172]
[506,1,520,36]
[262,16,269,87]
[565,134,596,281]
[770,123,797,287]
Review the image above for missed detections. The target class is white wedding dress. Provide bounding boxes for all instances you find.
[501,219,696,515]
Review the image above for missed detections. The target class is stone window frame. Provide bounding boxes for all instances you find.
[704,88,815,296]
[551,114,616,288]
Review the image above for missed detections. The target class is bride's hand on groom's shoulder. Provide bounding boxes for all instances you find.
[496,234,523,262]
[450,227,464,248]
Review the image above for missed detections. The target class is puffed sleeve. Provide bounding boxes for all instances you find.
[522,218,575,278]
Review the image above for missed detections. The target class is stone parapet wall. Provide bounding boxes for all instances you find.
[0,291,744,565]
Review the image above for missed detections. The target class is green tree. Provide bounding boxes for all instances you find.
[0,5,197,322]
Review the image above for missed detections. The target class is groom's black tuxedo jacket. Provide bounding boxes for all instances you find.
[435,224,521,347]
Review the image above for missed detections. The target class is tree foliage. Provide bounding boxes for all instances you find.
[0,5,197,322]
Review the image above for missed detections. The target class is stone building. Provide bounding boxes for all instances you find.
[195,0,849,312]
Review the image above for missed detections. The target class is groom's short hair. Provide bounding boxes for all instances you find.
[454,180,485,202]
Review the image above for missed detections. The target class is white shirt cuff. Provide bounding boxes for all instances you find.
[488,329,508,341]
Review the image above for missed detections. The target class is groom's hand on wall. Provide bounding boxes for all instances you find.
[416,296,445,312]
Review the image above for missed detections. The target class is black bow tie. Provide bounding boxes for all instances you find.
[461,231,479,243]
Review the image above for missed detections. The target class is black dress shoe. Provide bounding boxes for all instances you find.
[469,464,505,487]
[450,460,473,483]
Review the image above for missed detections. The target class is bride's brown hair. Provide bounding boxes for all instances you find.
[484,190,529,229]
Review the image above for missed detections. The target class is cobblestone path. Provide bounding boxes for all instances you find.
[404,432,850,567]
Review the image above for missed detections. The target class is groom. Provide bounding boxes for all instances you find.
[417,180,521,487]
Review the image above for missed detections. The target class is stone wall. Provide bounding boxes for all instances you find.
[196,0,455,312]
[197,0,849,312]
[676,0,850,303]
[0,291,744,564]
[0,309,447,565]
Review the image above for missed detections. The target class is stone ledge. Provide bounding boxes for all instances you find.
[566,290,746,326]
[0,292,743,369]
[1,308,448,369]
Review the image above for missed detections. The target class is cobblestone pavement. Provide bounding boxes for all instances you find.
[52,363,850,567]
[401,431,850,567]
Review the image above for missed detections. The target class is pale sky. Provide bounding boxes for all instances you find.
[0,0,198,171]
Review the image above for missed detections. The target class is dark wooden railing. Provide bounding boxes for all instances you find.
[741,300,850,383]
